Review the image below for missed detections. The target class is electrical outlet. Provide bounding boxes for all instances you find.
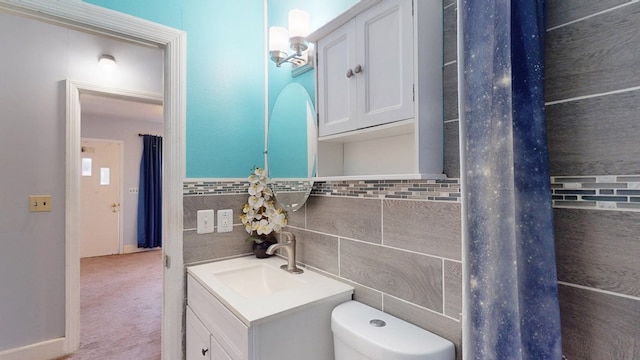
[29,195,52,212]
[197,209,214,234]
[217,209,233,233]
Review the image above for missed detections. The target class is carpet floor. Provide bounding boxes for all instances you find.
[59,250,162,360]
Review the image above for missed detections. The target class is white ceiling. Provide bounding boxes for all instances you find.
[81,93,163,123]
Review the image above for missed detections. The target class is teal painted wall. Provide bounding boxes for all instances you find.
[85,0,356,178]
[86,0,265,178]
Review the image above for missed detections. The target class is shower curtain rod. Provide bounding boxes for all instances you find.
[138,133,162,137]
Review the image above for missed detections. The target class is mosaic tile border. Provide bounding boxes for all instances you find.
[311,179,460,202]
[552,175,640,211]
[183,181,249,195]
[184,179,461,203]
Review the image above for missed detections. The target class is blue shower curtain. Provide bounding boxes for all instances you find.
[137,134,162,248]
[461,0,562,358]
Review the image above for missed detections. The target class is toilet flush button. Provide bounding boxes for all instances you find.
[369,319,386,327]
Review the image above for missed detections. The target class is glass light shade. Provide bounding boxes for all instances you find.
[288,9,310,38]
[98,55,116,73]
[269,26,289,53]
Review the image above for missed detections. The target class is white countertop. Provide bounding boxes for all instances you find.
[187,256,354,326]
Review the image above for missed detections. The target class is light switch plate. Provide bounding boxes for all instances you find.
[197,209,214,234]
[217,209,233,233]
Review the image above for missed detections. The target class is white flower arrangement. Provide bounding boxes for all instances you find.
[240,167,287,243]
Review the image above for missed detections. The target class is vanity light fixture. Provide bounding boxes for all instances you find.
[98,54,117,73]
[269,9,313,76]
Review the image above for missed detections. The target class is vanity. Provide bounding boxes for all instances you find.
[186,256,354,360]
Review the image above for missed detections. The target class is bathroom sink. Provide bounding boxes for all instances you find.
[213,263,305,298]
[188,256,353,326]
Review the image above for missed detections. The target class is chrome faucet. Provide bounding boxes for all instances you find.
[266,231,303,274]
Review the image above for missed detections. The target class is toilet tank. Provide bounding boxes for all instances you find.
[331,301,455,360]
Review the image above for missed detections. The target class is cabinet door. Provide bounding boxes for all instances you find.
[317,19,357,136]
[187,307,211,360]
[209,336,233,360]
[356,0,414,128]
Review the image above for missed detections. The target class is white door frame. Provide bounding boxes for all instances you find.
[80,137,125,256]
[0,2,186,359]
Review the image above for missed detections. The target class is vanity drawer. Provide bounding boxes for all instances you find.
[188,275,249,360]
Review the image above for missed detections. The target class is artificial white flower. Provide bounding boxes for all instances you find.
[240,167,288,238]
[256,219,273,235]
[248,181,265,196]
[248,195,264,210]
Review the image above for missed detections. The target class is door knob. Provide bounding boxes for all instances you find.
[354,64,362,73]
[346,68,354,78]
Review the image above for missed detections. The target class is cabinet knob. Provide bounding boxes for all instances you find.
[346,68,354,78]
[202,348,209,356]
[354,64,362,74]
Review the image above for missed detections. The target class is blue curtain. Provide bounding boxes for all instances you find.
[137,135,162,248]
[461,0,562,358]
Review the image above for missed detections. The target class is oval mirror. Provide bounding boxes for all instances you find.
[267,83,316,212]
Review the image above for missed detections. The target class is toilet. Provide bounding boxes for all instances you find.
[332,301,455,360]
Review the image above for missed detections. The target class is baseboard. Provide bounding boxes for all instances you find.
[0,337,66,360]
[123,245,161,254]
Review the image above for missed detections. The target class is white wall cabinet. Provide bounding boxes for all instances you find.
[317,0,414,136]
[310,0,444,179]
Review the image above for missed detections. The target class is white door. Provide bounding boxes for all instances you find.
[80,139,122,258]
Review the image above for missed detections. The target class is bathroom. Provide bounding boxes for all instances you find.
[0,0,638,360]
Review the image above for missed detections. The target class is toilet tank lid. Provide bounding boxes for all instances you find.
[331,301,454,360]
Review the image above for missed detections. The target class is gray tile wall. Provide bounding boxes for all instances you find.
[443,0,460,178]
[546,1,640,358]
[183,193,252,265]
[291,195,462,359]
[183,183,463,359]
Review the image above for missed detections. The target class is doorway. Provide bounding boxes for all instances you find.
[80,139,123,258]
[0,1,186,358]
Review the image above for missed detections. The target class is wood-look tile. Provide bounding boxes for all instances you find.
[285,204,305,228]
[443,63,459,121]
[554,208,640,297]
[340,239,443,312]
[444,260,462,320]
[383,200,461,260]
[287,228,339,275]
[306,196,382,243]
[559,284,640,359]
[183,227,251,264]
[319,272,383,310]
[183,194,246,230]
[384,295,462,360]
[546,90,640,176]
[444,121,460,178]
[547,0,632,29]
[545,4,640,102]
[443,4,457,64]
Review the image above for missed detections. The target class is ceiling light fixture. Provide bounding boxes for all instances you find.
[98,54,117,73]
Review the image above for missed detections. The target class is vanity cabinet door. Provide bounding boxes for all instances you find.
[186,306,211,360]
